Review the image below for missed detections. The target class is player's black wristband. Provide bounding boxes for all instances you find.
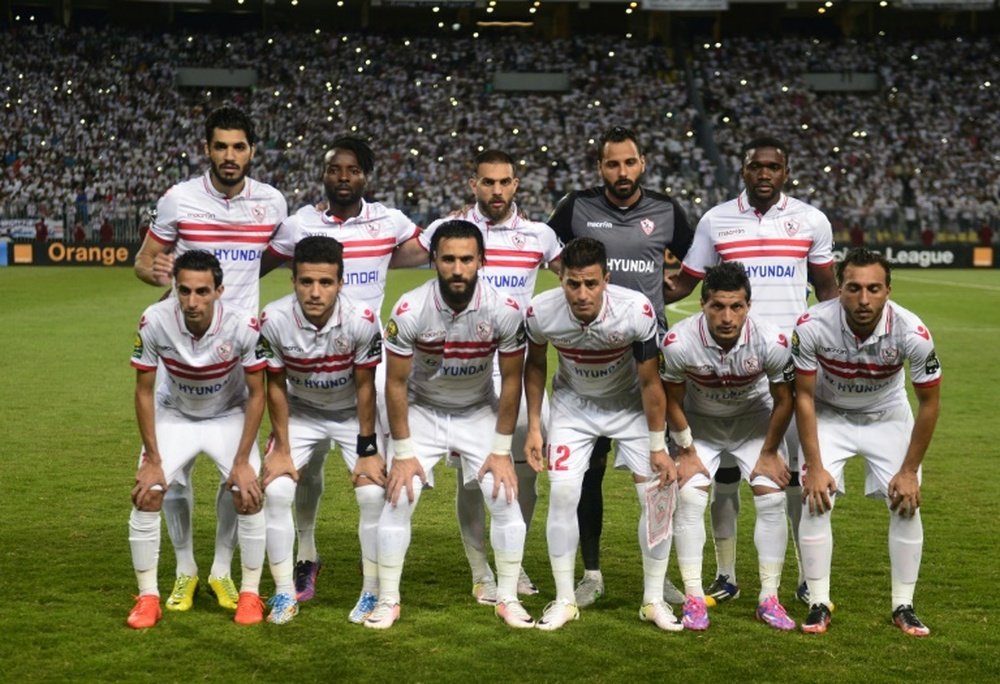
[357,434,379,458]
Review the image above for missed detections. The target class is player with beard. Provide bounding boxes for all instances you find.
[665,136,837,608]
[133,107,287,616]
[364,220,530,629]
[547,126,694,608]
[394,149,561,606]
[263,136,420,603]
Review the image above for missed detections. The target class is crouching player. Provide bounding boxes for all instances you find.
[257,236,385,624]
[794,247,941,636]
[365,220,531,630]
[524,237,679,632]
[127,250,268,629]
[660,262,796,631]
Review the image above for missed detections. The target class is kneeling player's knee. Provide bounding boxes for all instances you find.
[264,476,296,509]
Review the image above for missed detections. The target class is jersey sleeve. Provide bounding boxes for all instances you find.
[130,309,160,370]
[524,298,547,346]
[241,315,268,372]
[679,212,715,279]
[546,193,577,245]
[417,218,444,252]
[353,310,384,368]
[906,318,942,388]
[496,297,527,356]
[390,210,420,245]
[267,212,301,258]
[761,325,794,384]
[538,222,563,263]
[383,297,418,357]
[807,210,835,266]
[668,198,695,261]
[149,188,180,246]
[658,330,688,383]
[257,307,285,372]
[790,311,819,374]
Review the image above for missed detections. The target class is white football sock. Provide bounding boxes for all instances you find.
[754,491,788,600]
[264,476,297,594]
[482,474,526,604]
[674,486,709,598]
[635,482,670,604]
[376,481,422,604]
[799,497,835,606]
[547,478,582,603]
[888,506,923,609]
[237,510,266,594]
[129,508,161,596]
[355,483,385,593]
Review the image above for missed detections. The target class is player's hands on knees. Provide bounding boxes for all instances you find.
[352,454,387,488]
[650,449,676,489]
[750,449,791,489]
[227,462,263,514]
[888,469,921,518]
[524,430,545,473]
[386,458,426,506]
[262,449,298,487]
[479,453,518,504]
[152,253,175,286]
[132,462,167,510]
[802,467,837,515]
[676,448,709,489]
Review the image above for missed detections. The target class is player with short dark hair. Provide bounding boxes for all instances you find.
[525,237,679,632]
[662,261,797,632]
[126,252,269,629]
[548,125,693,607]
[793,247,941,637]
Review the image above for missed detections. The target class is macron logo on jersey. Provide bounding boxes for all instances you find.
[796,313,811,326]
[664,331,679,346]
[396,301,410,316]
[641,302,654,318]
[915,325,930,341]
[778,334,789,348]
[362,309,376,323]
[505,297,520,311]
[587,221,613,229]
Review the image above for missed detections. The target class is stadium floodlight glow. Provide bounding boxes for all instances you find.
[911,54,919,61]
[187,36,193,42]
[739,79,747,86]
[801,124,809,130]
[625,8,632,13]
[984,81,992,88]
[714,42,721,48]
[486,7,494,12]
[824,1,832,7]
[818,7,825,13]
[530,7,536,12]
[273,90,280,96]
[410,149,419,156]
[722,116,730,123]
[478,145,485,152]
[268,38,274,44]
[512,128,520,135]
[686,130,693,137]
[315,29,321,34]
[879,0,887,5]
[703,43,710,50]
[404,39,411,46]
[541,145,548,152]
[823,165,832,173]
[291,0,298,6]
[833,146,840,153]
[608,50,615,57]
[432,5,440,11]
[781,85,789,92]
[792,179,800,186]
[299,65,305,71]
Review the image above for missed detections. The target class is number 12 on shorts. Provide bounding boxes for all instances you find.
[547,444,570,471]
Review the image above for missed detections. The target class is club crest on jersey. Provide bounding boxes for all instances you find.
[476,320,494,341]
[511,232,526,249]
[334,337,351,355]
[366,222,381,237]
[216,342,233,361]
[743,356,761,374]
[640,218,655,236]
[783,218,801,236]
[881,347,900,364]
[251,205,267,223]
[608,331,625,346]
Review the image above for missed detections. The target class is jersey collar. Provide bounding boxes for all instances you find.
[320,198,368,226]
[600,186,644,213]
[433,278,483,317]
[737,190,789,217]
[472,202,521,230]
[292,296,343,333]
[201,171,253,200]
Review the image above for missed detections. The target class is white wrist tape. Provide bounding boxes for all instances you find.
[669,427,693,449]
[391,438,416,460]
[491,432,513,455]
[649,430,667,451]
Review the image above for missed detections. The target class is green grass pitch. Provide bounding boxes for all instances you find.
[0,265,997,682]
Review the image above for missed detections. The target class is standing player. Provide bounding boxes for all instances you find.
[792,247,941,636]
[661,262,797,632]
[405,149,562,604]
[133,107,288,614]
[263,136,420,602]
[257,236,385,625]
[524,238,679,632]
[665,136,837,605]
[547,125,693,606]
[364,220,531,630]
[126,251,268,629]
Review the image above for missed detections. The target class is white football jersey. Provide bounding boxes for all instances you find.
[268,200,419,315]
[258,291,383,414]
[682,191,834,331]
[151,172,288,313]
[131,299,266,418]
[792,299,942,412]
[525,284,658,404]
[419,203,562,309]
[660,313,793,417]
[383,278,525,412]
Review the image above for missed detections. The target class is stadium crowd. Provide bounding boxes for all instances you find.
[2,23,998,242]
